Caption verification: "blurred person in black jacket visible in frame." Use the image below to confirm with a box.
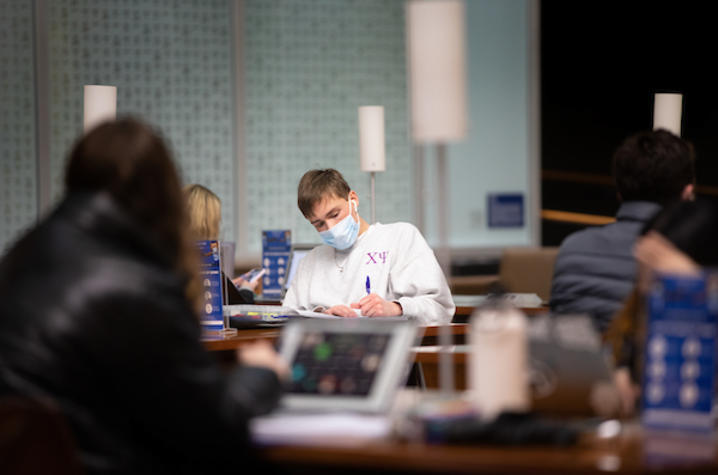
[605,199,718,416]
[0,118,287,474]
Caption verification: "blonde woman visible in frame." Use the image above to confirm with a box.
[185,183,222,241]
[184,183,259,302]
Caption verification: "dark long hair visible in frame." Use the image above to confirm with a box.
[65,118,200,308]
[643,199,718,267]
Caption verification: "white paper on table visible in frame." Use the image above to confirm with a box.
[295,309,364,319]
[293,310,411,321]
[251,412,391,446]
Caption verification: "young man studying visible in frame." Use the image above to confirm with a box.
[282,169,454,325]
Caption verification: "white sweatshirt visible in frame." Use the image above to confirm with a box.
[282,222,455,325]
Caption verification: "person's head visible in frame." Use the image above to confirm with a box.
[65,118,192,278]
[184,184,221,241]
[297,169,360,250]
[613,129,695,205]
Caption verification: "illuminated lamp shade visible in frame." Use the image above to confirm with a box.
[358,106,386,172]
[83,85,117,133]
[406,0,468,143]
[653,93,683,137]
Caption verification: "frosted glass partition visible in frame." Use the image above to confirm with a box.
[243,0,412,252]
[0,0,37,253]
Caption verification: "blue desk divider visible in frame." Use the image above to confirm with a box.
[196,240,224,332]
[642,273,718,433]
[262,230,291,299]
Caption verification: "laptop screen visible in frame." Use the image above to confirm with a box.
[278,319,418,413]
[290,331,391,396]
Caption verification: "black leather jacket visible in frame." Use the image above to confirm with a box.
[0,192,281,474]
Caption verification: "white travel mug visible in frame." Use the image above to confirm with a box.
[468,305,530,420]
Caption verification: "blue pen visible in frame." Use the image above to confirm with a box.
[365,275,371,295]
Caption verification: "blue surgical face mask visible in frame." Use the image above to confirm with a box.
[319,199,359,250]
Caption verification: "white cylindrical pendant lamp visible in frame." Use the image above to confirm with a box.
[358,106,386,172]
[406,0,468,143]
[84,85,117,132]
[653,93,683,137]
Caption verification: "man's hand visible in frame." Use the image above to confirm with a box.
[351,294,402,317]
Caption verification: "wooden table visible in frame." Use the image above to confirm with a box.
[453,304,548,322]
[201,328,281,351]
[258,424,718,474]
[201,324,471,352]
[203,298,550,352]
[413,345,469,391]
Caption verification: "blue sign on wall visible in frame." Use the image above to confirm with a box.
[487,193,524,228]
[642,273,718,433]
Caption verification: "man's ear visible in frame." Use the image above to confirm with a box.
[681,183,695,201]
[349,190,359,207]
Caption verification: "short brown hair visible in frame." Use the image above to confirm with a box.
[297,169,351,217]
[613,129,695,205]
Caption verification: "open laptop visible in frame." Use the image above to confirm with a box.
[276,318,419,413]
[251,318,419,445]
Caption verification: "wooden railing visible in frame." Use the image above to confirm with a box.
[541,209,614,226]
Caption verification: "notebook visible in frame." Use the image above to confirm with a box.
[220,273,289,328]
